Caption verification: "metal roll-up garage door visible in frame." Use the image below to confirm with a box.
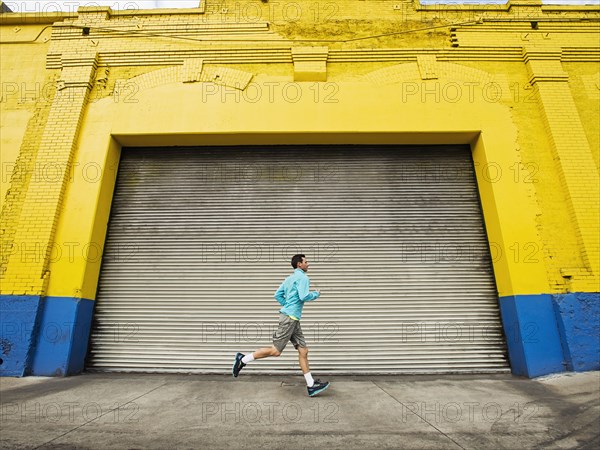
[87,145,510,374]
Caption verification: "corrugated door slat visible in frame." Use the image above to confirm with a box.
[87,145,510,374]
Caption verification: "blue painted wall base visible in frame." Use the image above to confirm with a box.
[0,296,43,376]
[499,294,566,377]
[499,292,600,378]
[552,293,600,372]
[0,296,94,377]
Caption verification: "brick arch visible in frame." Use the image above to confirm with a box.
[114,66,181,98]
[113,61,254,98]
[363,63,421,86]
[364,61,511,101]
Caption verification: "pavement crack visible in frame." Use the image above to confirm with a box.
[32,382,168,450]
[371,381,466,450]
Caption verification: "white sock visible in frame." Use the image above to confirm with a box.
[304,372,315,387]
[241,353,254,364]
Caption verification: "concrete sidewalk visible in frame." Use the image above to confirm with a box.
[0,371,598,450]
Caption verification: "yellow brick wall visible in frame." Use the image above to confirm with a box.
[0,1,599,299]
[0,32,55,282]
[0,34,51,210]
[565,62,600,173]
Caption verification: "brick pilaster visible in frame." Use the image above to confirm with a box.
[524,47,600,289]
[1,52,98,295]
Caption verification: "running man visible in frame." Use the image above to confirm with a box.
[232,254,330,397]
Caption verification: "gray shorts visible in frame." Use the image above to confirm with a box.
[272,313,307,352]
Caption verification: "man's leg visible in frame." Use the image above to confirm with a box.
[296,344,329,395]
[296,345,318,388]
[233,345,282,377]
[297,346,310,374]
[233,314,291,377]
[290,321,309,374]
[291,324,317,389]
[251,345,281,359]
[240,346,280,365]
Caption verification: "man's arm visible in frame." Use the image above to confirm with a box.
[274,282,286,306]
[297,276,320,302]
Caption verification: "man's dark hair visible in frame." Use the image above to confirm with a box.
[291,254,306,269]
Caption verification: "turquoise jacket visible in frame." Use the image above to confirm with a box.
[274,268,320,320]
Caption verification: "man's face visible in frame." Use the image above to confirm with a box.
[297,257,309,272]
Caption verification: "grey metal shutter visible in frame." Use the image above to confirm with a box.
[87,145,510,374]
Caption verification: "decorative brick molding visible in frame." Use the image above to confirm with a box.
[524,48,568,84]
[451,26,600,50]
[75,6,111,24]
[509,0,543,7]
[291,47,329,82]
[417,55,438,80]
